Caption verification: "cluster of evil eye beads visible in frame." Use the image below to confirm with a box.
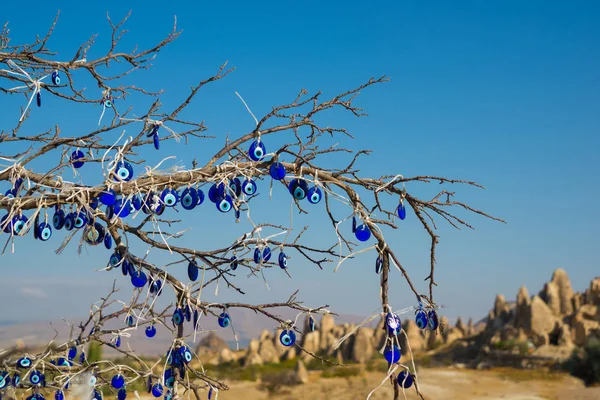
[0,348,107,400]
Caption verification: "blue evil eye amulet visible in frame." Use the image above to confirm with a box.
[375,256,382,274]
[383,345,401,364]
[427,310,439,330]
[146,325,156,338]
[161,188,179,207]
[180,188,198,210]
[307,187,322,204]
[51,71,60,85]
[355,223,371,242]
[279,330,296,347]
[278,252,288,269]
[218,312,230,328]
[114,161,134,182]
[248,140,266,161]
[288,179,309,200]
[415,310,428,330]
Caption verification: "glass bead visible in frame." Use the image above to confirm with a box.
[397,371,413,388]
[145,325,156,338]
[218,312,230,328]
[188,261,199,281]
[248,140,266,161]
[71,150,85,169]
[279,330,296,347]
[181,188,198,210]
[269,162,286,180]
[355,224,371,242]
[307,187,322,204]
[383,345,401,364]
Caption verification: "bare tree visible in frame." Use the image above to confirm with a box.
[0,12,503,400]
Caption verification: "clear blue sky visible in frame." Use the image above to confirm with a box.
[1,1,599,326]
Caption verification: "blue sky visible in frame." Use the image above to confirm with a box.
[0,1,599,327]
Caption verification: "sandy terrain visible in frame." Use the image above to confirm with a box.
[206,367,600,400]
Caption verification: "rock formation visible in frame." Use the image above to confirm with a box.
[204,269,600,368]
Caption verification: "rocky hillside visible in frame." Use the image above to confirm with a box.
[201,269,600,368]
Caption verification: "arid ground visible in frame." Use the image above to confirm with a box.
[207,367,600,400]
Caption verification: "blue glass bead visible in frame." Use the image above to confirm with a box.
[218,312,230,328]
[386,313,401,336]
[38,222,52,241]
[153,132,160,150]
[355,224,371,242]
[118,388,127,400]
[309,316,316,332]
[74,211,87,228]
[131,270,147,288]
[36,92,41,107]
[79,351,86,363]
[208,183,225,203]
[278,252,288,269]
[150,279,163,296]
[235,208,241,220]
[13,177,23,191]
[151,383,163,398]
[71,150,85,169]
[113,336,121,348]
[248,140,266,161]
[230,256,238,271]
[197,188,205,205]
[100,189,116,206]
[88,375,97,386]
[51,71,60,85]
[114,161,134,182]
[161,188,179,207]
[415,310,428,330]
[269,162,286,180]
[12,373,20,386]
[180,188,198,210]
[179,346,193,364]
[54,391,64,400]
[307,187,322,204]
[111,374,125,389]
[104,95,113,108]
[109,252,122,268]
[397,203,407,220]
[241,179,257,196]
[164,390,173,400]
[1,214,12,233]
[145,325,156,338]
[90,197,99,210]
[383,345,401,364]
[29,371,43,385]
[397,371,413,388]
[4,189,15,199]
[216,195,233,213]
[375,256,382,274]
[93,389,102,400]
[68,346,77,360]
[279,330,296,347]
[208,388,213,400]
[126,315,135,327]
[131,195,142,211]
[172,308,184,326]
[184,305,192,322]
[84,222,105,245]
[188,261,199,281]
[16,356,30,368]
[427,310,439,330]
[253,248,262,264]
[230,178,242,197]
[164,369,174,388]
[352,216,357,233]
[12,215,28,235]
[263,247,272,262]
[288,179,309,200]
[0,372,8,389]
